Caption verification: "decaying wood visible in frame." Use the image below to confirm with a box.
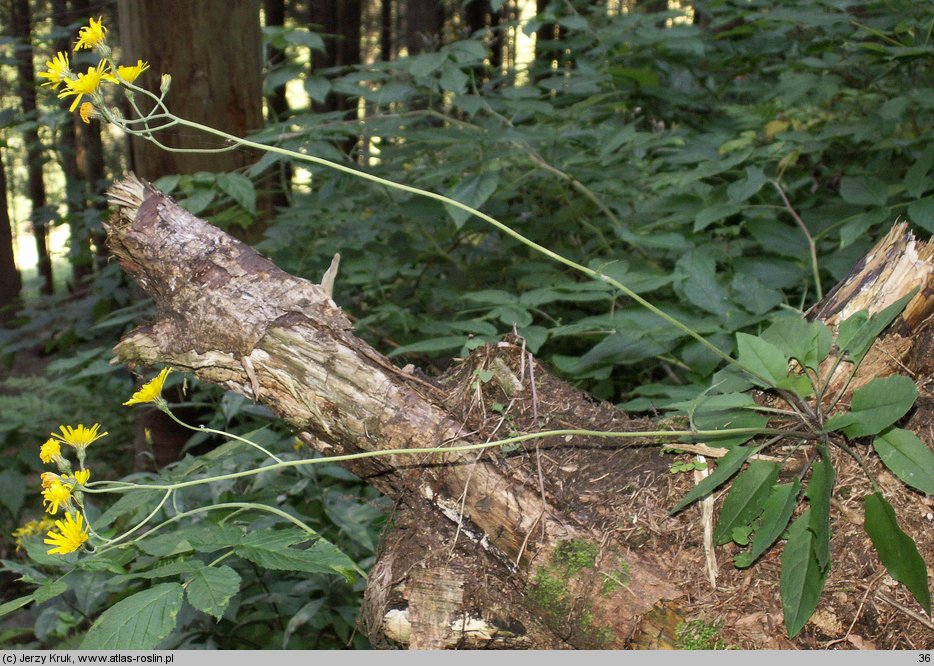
[105,175,680,649]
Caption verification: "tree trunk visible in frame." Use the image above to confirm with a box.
[262,0,293,211]
[0,150,21,321]
[381,0,394,61]
[104,176,934,648]
[309,0,362,115]
[405,0,443,55]
[10,0,54,296]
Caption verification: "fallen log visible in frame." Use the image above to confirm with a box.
[105,176,934,648]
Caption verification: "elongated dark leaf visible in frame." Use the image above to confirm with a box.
[807,447,835,571]
[873,427,934,495]
[863,493,931,615]
[824,375,917,438]
[780,510,830,638]
[714,461,779,545]
[735,480,801,568]
[836,290,917,365]
[671,446,753,514]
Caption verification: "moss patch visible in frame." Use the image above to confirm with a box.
[529,538,615,647]
[675,619,726,650]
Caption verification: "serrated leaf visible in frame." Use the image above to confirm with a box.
[714,461,779,545]
[33,580,67,604]
[216,173,256,215]
[671,446,754,514]
[234,529,358,581]
[81,583,184,649]
[186,565,241,621]
[761,317,831,371]
[735,480,801,568]
[824,375,918,438]
[727,166,766,202]
[676,249,730,316]
[444,173,499,228]
[780,510,830,638]
[908,198,934,233]
[905,145,934,198]
[98,490,165,529]
[839,175,888,207]
[864,493,931,614]
[873,427,934,495]
[735,332,787,387]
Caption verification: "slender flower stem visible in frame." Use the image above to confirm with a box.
[162,407,283,463]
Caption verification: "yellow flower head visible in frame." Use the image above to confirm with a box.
[38,51,72,89]
[42,481,72,515]
[79,102,95,124]
[41,472,60,488]
[106,60,150,85]
[73,469,91,486]
[44,511,90,555]
[39,438,62,464]
[124,368,171,406]
[51,423,108,451]
[74,17,108,52]
[58,61,107,112]
[12,517,56,551]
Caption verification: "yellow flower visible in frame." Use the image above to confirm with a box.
[40,438,62,464]
[106,60,150,85]
[73,469,91,486]
[79,102,95,124]
[12,517,56,551]
[42,481,72,515]
[44,511,90,555]
[74,17,108,52]
[124,368,172,406]
[51,423,108,451]
[58,61,107,112]
[38,51,72,89]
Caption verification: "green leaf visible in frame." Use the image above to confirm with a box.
[836,290,916,364]
[714,461,779,545]
[863,493,931,615]
[33,580,67,604]
[671,446,754,514]
[727,166,766,202]
[304,76,331,104]
[694,202,740,231]
[97,489,165,529]
[388,335,468,357]
[216,174,256,215]
[873,427,934,495]
[235,529,359,581]
[735,480,801,568]
[761,317,831,371]
[185,565,241,621]
[439,63,469,94]
[0,470,25,517]
[179,189,215,215]
[444,173,499,228]
[839,175,889,207]
[908,198,934,234]
[735,332,787,387]
[807,448,835,571]
[824,375,918,438]
[81,583,184,649]
[0,594,34,619]
[780,510,830,638]
[676,249,730,316]
[904,145,934,198]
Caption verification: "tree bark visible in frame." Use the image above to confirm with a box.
[0,150,21,321]
[10,0,54,296]
[405,0,444,55]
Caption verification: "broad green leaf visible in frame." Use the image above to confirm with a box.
[727,166,766,202]
[33,580,67,604]
[761,317,831,371]
[807,448,835,571]
[677,249,730,316]
[388,336,468,357]
[186,565,241,621]
[179,189,215,215]
[839,175,888,207]
[694,202,740,231]
[836,290,916,364]
[439,63,469,94]
[304,76,331,104]
[671,446,754,514]
[117,559,201,582]
[905,145,934,198]
[444,173,499,228]
[235,529,358,581]
[98,489,165,529]
[735,332,787,387]
[735,480,801,568]
[873,427,934,495]
[0,594,34,619]
[780,510,830,638]
[714,461,779,545]
[0,470,25,517]
[908,198,934,234]
[575,331,679,370]
[81,583,184,649]
[864,493,931,615]
[824,375,918,438]
[216,173,256,215]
